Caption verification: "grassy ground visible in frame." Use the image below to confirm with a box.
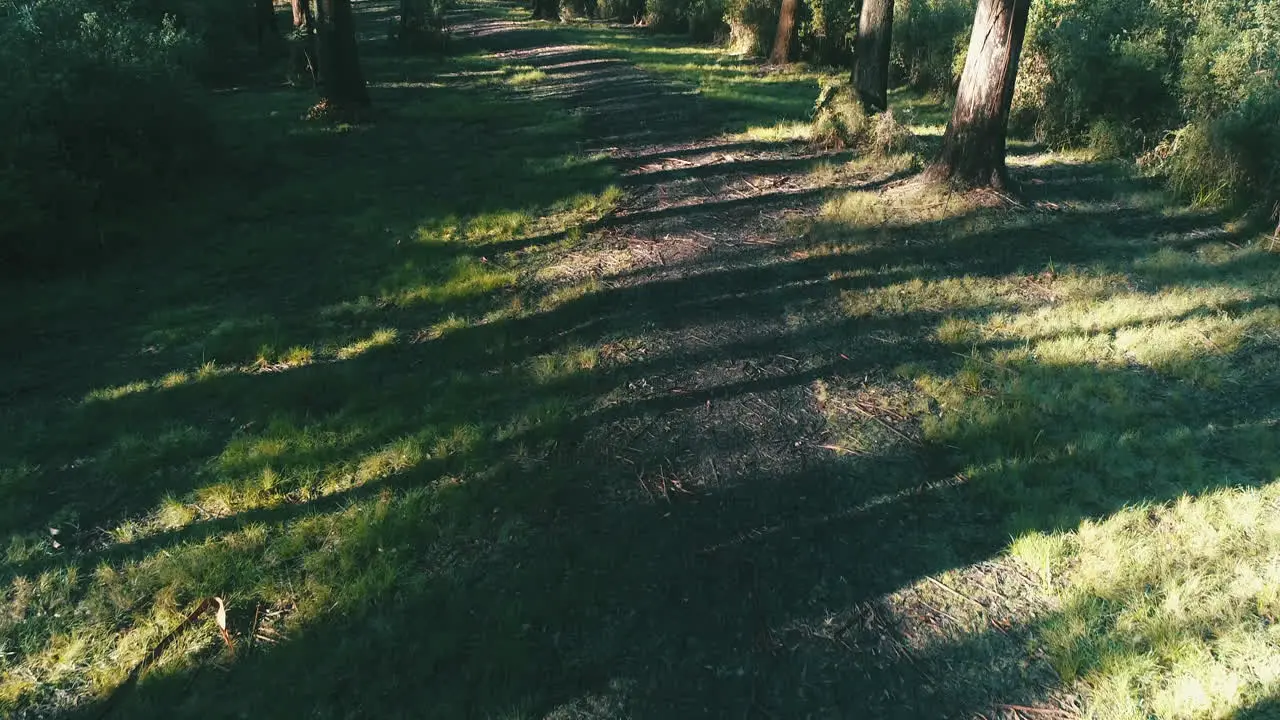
[3,1,1280,718]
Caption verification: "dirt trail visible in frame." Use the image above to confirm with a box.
[430,8,1058,718]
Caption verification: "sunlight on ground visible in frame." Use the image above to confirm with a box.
[813,175,1280,718]
[5,3,1280,717]
[727,120,813,142]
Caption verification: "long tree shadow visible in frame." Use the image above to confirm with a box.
[29,174,1278,717]
[8,1,1280,718]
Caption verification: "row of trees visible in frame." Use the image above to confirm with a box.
[789,0,1279,202]
[0,0,379,273]
[786,0,1031,188]
[558,0,1276,208]
[280,0,370,112]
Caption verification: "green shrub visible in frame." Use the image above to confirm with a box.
[1005,0,1279,206]
[1141,88,1280,208]
[890,0,971,90]
[391,0,453,49]
[0,0,218,271]
[796,0,856,65]
[644,0,683,31]
[599,0,645,22]
[812,79,914,154]
[1016,0,1181,147]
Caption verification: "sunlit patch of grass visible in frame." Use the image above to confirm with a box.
[727,120,812,142]
[83,381,151,404]
[815,174,1280,716]
[544,185,623,234]
[818,180,987,232]
[416,211,533,246]
[420,313,471,341]
[529,346,598,384]
[336,328,398,360]
[82,361,236,405]
[383,257,518,308]
[1028,484,1280,720]
[254,344,316,370]
[503,67,547,86]
[536,277,601,312]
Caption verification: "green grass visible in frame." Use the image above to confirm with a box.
[2,1,1280,718]
[808,177,1280,718]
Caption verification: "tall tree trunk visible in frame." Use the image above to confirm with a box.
[316,0,370,111]
[851,0,894,112]
[400,0,423,32]
[256,0,284,55]
[769,0,799,64]
[290,0,317,85]
[926,0,1031,188]
[531,0,559,20]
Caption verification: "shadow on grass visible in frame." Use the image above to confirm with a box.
[28,171,1280,719]
[4,2,1280,719]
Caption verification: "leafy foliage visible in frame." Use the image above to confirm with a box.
[0,0,219,271]
[1015,0,1280,206]
[890,0,971,90]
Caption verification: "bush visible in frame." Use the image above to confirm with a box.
[599,0,645,22]
[1141,88,1280,208]
[795,0,856,65]
[642,0,724,37]
[812,79,914,154]
[1005,0,1279,206]
[890,0,972,91]
[1016,0,1181,147]
[0,0,218,271]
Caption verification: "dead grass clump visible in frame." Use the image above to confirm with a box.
[811,79,914,156]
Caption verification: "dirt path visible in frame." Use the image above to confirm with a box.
[424,9,1061,718]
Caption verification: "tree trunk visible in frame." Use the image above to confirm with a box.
[926,0,1031,188]
[851,0,894,112]
[401,0,423,32]
[769,0,799,64]
[531,0,559,20]
[290,0,317,85]
[317,0,370,111]
[256,0,284,55]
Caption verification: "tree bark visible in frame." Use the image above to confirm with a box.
[256,0,284,55]
[926,0,1031,188]
[400,0,423,32]
[851,0,894,112]
[292,0,313,27]
[531,0,559,20]
[769,0,799,64]
[290,0,317,84]
[317,0,370,111]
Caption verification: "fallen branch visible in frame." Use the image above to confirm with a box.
[851,401,920,446]
[927,576,986,611]
[97,597,232,718]
[994,703,1073,718]
[814,443,864,455]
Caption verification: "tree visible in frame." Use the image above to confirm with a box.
[400,0,428,37]
[290,0,317,85]
[769,0,799,64]
[531,0,559,20]
[851,0,894,111]
[926,0,1032,188]
[316,0,370,111]
[255,0,284,55]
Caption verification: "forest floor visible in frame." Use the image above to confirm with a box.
[3,1,1280,718]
